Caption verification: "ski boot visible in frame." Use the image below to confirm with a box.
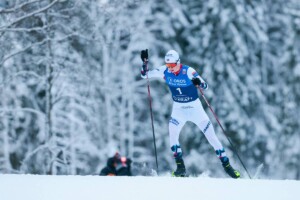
[222,161,240,179]
[172,158,186,177]
[217,150,240,179]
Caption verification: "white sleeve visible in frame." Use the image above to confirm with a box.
[141,65,166,79]
[187,67,209,90]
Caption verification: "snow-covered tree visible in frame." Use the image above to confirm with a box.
[0,0,299,179]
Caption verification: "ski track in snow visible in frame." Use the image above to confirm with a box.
[0,174,299,200]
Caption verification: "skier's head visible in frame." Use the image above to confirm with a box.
[165,50,180,65]
[165,50,181,73]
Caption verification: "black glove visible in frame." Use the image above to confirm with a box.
[192,77,208,89]
[192,77,201,86]
[140,49,148,62]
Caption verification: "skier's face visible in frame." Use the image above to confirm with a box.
[166,63,180,73]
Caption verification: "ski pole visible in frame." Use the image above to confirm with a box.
[144,59,159,174]
[197,86,252,179]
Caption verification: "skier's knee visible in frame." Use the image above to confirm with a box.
[201,120,212,134]
[169,117,180,126]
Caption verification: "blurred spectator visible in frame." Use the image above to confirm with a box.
[100,152,132,176]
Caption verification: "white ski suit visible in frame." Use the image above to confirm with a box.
[141,64,227,159]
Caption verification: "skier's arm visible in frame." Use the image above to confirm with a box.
[187,67,208,90]
[141,65,166,79]
[140,49,165,79]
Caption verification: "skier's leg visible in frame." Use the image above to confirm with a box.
[198,117,233,165]
[192,103,230,161]
[191,102,226,158]
[169,116,185,159]
[169,107,186,176]
[184,100,240,178]
[196,118,240,178]
[198,119,226,157]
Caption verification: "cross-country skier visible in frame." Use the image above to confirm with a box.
[140,49,240,178]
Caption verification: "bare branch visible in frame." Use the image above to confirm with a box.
[0,26,47,32]
[0,38,48,65]
[0,33,76,65]
[0,107,45,118]
[0,0,59,29]
[0,70,43,88]
[20,143,49,173]
[0,0,40,14]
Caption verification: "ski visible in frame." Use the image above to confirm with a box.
[171,171,189,177]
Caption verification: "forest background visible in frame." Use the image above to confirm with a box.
[0,0,299,179]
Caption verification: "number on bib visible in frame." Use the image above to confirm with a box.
[176,88,182,95]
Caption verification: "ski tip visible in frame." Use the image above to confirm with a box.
[253,163,264,179]
[150,169,158,176]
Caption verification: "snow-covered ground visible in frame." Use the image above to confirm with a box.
[0,174,299,200]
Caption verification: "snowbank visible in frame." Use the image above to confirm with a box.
[0,174,299,200]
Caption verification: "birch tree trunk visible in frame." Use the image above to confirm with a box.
[0,114,12,173]
[44,6,55,174]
